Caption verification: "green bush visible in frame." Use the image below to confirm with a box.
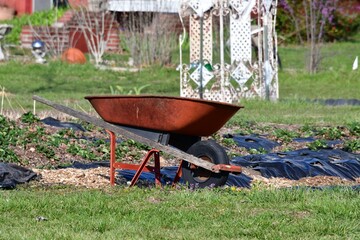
[0,7,67,44]
[276,1,360,44]
[324,12,360,41]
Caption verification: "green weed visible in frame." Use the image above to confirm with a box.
[221,138,237,148]
[248,147,268,155]
[317,126,344,140]
[35,144,56,159]
[307,139,328,150]
[272,129,300,143]
[299,124,316,137]
[20,112,39,124]
[343,139,360,153]
[347,122,360,136]
[109,84,150,95]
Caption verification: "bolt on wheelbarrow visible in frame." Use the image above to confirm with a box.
[33,95,243,188]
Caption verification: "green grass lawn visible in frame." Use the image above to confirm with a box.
[1,186,359,239]
[1,38,360,125]
[0,61,179,109]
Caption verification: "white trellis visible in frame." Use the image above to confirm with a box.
[179,0,279,103]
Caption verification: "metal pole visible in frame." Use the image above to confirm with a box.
[219,2,225,102]
[199,16,204,99]
[263,16,270,100]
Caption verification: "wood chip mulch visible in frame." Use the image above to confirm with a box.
[32,167,360,189]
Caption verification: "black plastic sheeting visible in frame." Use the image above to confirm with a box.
[116,149,360,188]
[41,117,86,131]
[231,149,360,181]
[65,131,360,188]
[118,152,360,187]
[225,134,280,151]
[313,98,360,106]
[229,134,360,185]
[0,163,38,189]
[293,137,342,147]
[228,134,342,151]
[63,162,252,188]
[118,168,253,188]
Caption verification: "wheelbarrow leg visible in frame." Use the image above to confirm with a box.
[107,130,162,187]
[130,149,161,187]
[172,160,183,187]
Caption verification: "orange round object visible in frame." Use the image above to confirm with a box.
[61,48,86,64]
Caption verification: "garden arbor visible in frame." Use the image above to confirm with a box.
[179,0,279,103]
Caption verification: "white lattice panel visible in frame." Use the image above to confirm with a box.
[230,17,252,63]
[190,15,213,64]
[229,0,255,63]
[181,85,234,103]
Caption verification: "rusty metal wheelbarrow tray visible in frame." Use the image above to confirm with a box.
[84,95,242,137]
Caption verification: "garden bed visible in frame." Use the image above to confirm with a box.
[1,111,359,189]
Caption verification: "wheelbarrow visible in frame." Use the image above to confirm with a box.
[33,95,243,188]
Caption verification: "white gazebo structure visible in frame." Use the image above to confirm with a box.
[178,0,279,103]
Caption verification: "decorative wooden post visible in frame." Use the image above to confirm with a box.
[179,0,279,103]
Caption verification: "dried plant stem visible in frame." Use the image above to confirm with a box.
[33,100,36,115]
[1,86,4,115]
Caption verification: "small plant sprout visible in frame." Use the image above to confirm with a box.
[347,122,360,136]
[110,84,150,95]
[273,129,299,143]
[318,126,344,140]
[307,139,328,151]
[249,148,268,155]
[221,138,237,148]
[343,140,360,153]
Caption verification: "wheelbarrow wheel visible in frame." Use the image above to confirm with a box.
[181,140,229,188]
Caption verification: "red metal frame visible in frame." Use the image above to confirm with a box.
[211,164,242,173]
[107,130,182,187]
[106,130,241,187]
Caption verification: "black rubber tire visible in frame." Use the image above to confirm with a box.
[181,140,229,188]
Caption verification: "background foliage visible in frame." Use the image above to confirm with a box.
[277,0,360,44]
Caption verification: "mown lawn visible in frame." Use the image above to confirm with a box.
[1,37,360,125]
[1,186,359,239]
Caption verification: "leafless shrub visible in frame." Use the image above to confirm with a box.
[73,3,116,66]
[119,11,178,66]
[280,0,339,73]
[304,0,338,73]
